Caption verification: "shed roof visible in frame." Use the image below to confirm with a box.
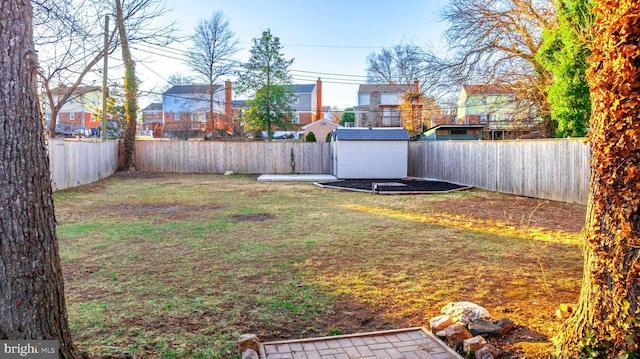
[335,127,409,141]
[425,124,486,131]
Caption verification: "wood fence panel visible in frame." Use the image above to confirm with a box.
[408,139,590,205]
[135,140,331,174]
[48,139,119,191]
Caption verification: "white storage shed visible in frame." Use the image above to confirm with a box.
[331,127,409,179]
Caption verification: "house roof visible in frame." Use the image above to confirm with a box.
[143,103,162,111]
[462,84,513,95]
[293,84,316,94]
[335,127,409,141]
[358,84,410,94]
[163,84,222,95]
[301,118,340,130]
[425,124,486,131]
[232,100,247,108]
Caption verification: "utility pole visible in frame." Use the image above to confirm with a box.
[101,15,109,141]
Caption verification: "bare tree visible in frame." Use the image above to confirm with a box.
[426,0,557,135]
[366,43,430,92]
[35,0,176,137]
[1,0,77,357]
[167,72,196,86]
[187,10,238,137]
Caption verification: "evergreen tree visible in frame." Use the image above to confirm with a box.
[236,29,296,140]
[305,131,317,142]
[538,0,594,137]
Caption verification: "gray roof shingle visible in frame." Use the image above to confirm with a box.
[335,128,409,141]
[293,84,316,94]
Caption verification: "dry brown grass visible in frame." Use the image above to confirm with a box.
[54,173,586,358]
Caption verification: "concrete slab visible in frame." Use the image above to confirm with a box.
[257,174,337,182]
[261,327,464,359]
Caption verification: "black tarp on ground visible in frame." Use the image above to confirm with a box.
[316,179,470,194]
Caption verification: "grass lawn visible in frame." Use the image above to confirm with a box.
[54,173,586,358]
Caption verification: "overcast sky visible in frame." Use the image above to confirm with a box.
[132,0,450,109]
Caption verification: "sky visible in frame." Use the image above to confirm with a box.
[132,0,451,109]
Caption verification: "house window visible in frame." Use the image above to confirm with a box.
[480,114,488,123]
[481,96,487,105]
[451,129,467,135]
[490,114,499,124]
[436,129,448,136]
[70,113,75,121]
[291,111,300,124]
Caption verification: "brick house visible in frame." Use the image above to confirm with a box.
[291,78,323,127]
[355,82,419,128]
[302,118,340,142]
[44,85,102,135]
[161,83,232,137]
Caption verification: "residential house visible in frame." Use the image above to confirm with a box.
[457,84,540,139]
[355,82,419,128]
[291,78,323,127]
[302,118,340,142]
[162,83,232,136]
[44,85,102,136]
[142,102,163,137]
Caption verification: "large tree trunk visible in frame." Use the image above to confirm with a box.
[116,0,137,170]
[0,1,77,358]
[555,2,640,357]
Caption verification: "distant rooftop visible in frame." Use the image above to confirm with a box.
[143,103,162,111]
[293,84,316,94]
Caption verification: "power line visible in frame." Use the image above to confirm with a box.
[132,43,372,84]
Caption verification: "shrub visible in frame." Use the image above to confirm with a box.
[325,132,332,142]
[305,131,316,142]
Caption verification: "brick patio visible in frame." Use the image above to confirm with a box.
[260,327,464,359]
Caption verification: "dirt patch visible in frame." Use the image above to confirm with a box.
[231,213,277,222]
[101,204,222,221]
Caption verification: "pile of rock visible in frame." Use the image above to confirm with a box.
[430,302,514,359]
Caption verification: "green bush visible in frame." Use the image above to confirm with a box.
[325,132,332,142]
[305,132,316,142]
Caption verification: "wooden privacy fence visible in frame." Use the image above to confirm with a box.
[134,140,332,174]
[48,139,119,191]
[409,139,591,205]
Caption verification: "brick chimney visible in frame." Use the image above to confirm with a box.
[225,81,232,130]
[413,80,419,93]
[316,78,323,120]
